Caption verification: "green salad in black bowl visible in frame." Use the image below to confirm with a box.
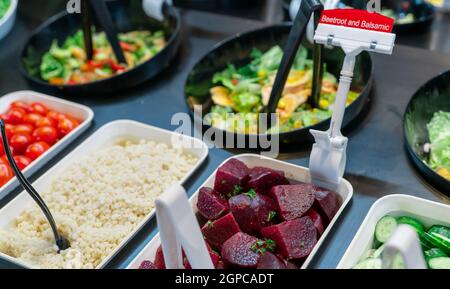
[185,24,373,145]
[404,70,450,194]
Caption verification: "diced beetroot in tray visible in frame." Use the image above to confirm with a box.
[306,209,325,236]
[313,186,339,223]
[154,245,166,269]
[214,159,250,197]
[270,184,315,221]
[197,187,229,220]
[246,167,289,195]
[261,216,317,260]
[139,260,159,269]
[229,193,276,235]
[257,251,286,269]
[221,232,262,268]
[202,213,241,249]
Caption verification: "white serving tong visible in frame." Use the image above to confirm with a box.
[382,225,427,269]
[155,184,214,269]
[142,0,173,21]
[309,15,396,191]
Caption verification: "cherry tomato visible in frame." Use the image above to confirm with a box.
[11,101,32,112]
[5,124,15,140]
[14,124,34,135]
[30,102,49,116]
[6,108,26,124]
[23,113,43,127]
[13,155,32,170]
[35,116,56,128]
[32,126,58,145]
[25,141,50,161]
[46,111,66,122]
[10,133,33,155]
[0,162,13,187]
[0,143,14,157]
[57,117,78,138]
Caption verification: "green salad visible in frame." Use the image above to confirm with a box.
[204,45,359,134]
[426,111,450,180]
[40,29,166,85]
[381,9,415,24]
[0,0,10,19]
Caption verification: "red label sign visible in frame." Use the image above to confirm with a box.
[319,9,394,33]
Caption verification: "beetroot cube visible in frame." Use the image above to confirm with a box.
[306,209,324,236]
[270,184,315,221]
[313,186,339,223]
[202,213,241,249]
[139,260,159,269]
[221,232,261,268]
[183,245,220,269]
[257,251,286,269]
[261,217,317,260]
[214,159,250,197]
[154,245,166,269]
[197,187,229,220]
[285,261,298,269]
[229,192,276,235]
[246,167,289,195]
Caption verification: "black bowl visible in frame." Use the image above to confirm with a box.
[340,0,435,34]
[174,0,259,10]
[404,70,450,195]
[20,0,181,95]
[184,24,373,146]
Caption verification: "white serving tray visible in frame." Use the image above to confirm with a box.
[0,90,94,200]
[337,194,450,269]
[127,154,354,269]
[0,119,209,269]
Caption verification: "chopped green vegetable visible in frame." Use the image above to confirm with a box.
[244,189,257,199]
[0,0,10,19]
[375,215,397,243]
[251,239,276,254]
[426,111,450,180]
[397,216,425,235]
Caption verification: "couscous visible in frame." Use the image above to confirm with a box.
[0,138,198,269]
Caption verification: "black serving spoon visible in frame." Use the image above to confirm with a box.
[80,0,126,64]
[81,0,94,60]
[0,120,70,252]
[266,0,323,127]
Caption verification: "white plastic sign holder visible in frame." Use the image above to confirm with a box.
[155,184,214,269]
[309,9,396,191]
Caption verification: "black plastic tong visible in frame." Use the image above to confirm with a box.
[266,0,324,124]
[0,120,70,252]
[80,0,126,64]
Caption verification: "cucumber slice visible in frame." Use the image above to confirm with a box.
[428,257,450,269]
[373,244,385,259]
[423,232,450,254]
[428,225,450,239]
[391,253,405,269]
[397,216,425,235]
[424,248,447,261]
[359,249,377,261]
[353,258,382,269]
[375,216,398,243]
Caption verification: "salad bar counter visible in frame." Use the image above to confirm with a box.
[0,1,449,269]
